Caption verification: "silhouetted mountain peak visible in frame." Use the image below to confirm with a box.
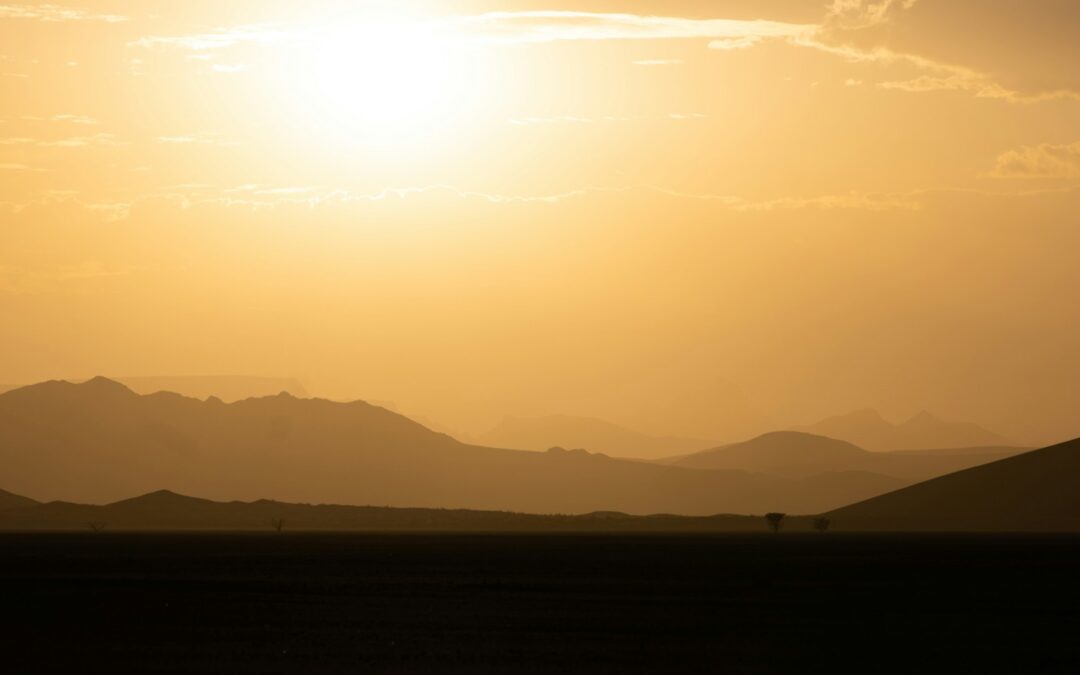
[671,431,869,474]
[846,408,886,422]
[903,410,941,426]
[80,376,136,395]
[752,430,847,444]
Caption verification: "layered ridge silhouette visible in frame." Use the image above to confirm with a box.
[476,414,714,460]
[0,378,1033,516]
[0,378,839,515]
[666,431,1026,481]
[793,408,1014,451]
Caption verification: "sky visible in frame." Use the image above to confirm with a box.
[2,0,1079,445]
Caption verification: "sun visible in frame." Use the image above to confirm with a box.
[282,15,472,148]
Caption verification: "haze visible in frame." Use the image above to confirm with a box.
[3,0,1080,446]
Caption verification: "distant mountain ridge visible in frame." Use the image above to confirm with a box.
[666,430,1026,482]
[476,414,715,459]
[116,375,309,402]
[0,378,900,515]
[0,376,308,402]
[793,408,1014,451]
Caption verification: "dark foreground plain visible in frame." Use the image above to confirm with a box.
[3,534,1080,674]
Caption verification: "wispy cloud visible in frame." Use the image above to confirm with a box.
[708,36,764,51]
[157,132,238,146]
[22,114,98,125]
[454,11,812,45]
[132,13,813,52]
[130,24,297,51]
[0,133,123,147]
[127,7,1080,106]
[508,113,707,126]
[0,162,45,171]
[824,0,918,30]
[878,75,1080,104]
[0,4,127,22]
[44,133,123,147]
[108,183,928,213]
[790,37,1080,104]
[991,142,1080,179]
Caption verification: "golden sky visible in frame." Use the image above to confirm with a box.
[2,0,1079,444]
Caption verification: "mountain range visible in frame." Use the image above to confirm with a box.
[666,431,1026,481]
[0,378,1032,516]
[0,378,878,515]
[4,429,1078,531]
[792,408,1015,451]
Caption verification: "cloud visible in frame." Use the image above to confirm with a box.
[75,183,930,214]
[0,133,122,147]
[130,24,298,51]
[790,37,1080,104]
[133,13,813,52]
[824,0,918,30]
[0,162,44,171]
[157,132,238,146]
[0,4,127,22]
[41,133,123,147]
[22,114,98,125]
[878,75,1080,104]
[708,36,763,50]
[127,8,1080,106]
[508,113,706,126]
[991,142,1080,179]
[455,11,812,45]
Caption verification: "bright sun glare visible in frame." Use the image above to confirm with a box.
[283,16,471,147]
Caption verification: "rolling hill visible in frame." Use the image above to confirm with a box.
[828,437,1080,531]
[0,489,823,532]
[0,377,892,515]
[476,414,714,459]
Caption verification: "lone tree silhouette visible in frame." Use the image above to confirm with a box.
[813,516,831,534]
[86,522,106,533]
[271,518,286,533]
[765,512,786,534]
